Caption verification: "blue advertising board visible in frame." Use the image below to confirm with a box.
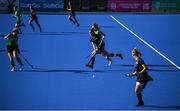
[20,0,64,11]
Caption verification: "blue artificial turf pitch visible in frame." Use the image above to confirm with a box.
[0,13,180,110]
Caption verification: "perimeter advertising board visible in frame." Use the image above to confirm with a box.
[20,0,64,11]
[107,0,152,12]
[152,0,180,12]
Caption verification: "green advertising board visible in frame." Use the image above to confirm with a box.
[152,0,180,12]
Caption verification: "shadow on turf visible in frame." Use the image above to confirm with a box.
[112,64,178,67]
[21,68,136,74]
[105,64,180,72]
[106,69,180,72]
[148,69,180,72]
[0,49,6,52]
[21,68,180,73]
[22,69,105,73]
[144,105,180,109]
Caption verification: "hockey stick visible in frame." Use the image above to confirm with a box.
[19,53,34,69]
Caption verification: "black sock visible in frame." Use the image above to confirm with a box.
[10,59,15,68]
[37,23,42,32]
[87,56,95,68]
[87,56,93,64]
[89,56,95,64]
[74,19,79,26]
[107,56,112,62]
[137,93,143,103]
[90,56,95,67]
[30,23,35,31]
[16,57,23,66]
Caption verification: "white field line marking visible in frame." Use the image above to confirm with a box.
[110,15,180,70]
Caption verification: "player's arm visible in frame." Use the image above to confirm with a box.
[137,64,148,75]
[98,32,105,47]
[126,71,137,77]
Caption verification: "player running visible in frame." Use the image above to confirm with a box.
[86,23,123,69]
[67,1,80,27]
[12,6,25,34]
[29,4,42,32]
[126,48,154,106]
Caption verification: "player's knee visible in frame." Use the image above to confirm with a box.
[135,88,140,94]
[135,82,140,93]
[13,55,17,59]
[13,52,17,58]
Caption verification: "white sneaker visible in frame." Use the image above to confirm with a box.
[108,61,112,66]
[19,65,23,71]
[11,67,15,72]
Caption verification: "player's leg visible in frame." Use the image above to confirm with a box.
[86,56,96,69]
[68,14,75,24]
[35,19,42,32]
[86,49,98,69]
[101,50,112,66]
[116,53,123,59]
[13,48,23,71]
[29,18,35,31]
[98,43,112,66]
[135,82,144,106]
[73,14,79,27]
[7,45,15,71]
[8,52,15,71]
[19,18,25,27]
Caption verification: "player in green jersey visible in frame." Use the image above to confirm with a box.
[4,27,23,71]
